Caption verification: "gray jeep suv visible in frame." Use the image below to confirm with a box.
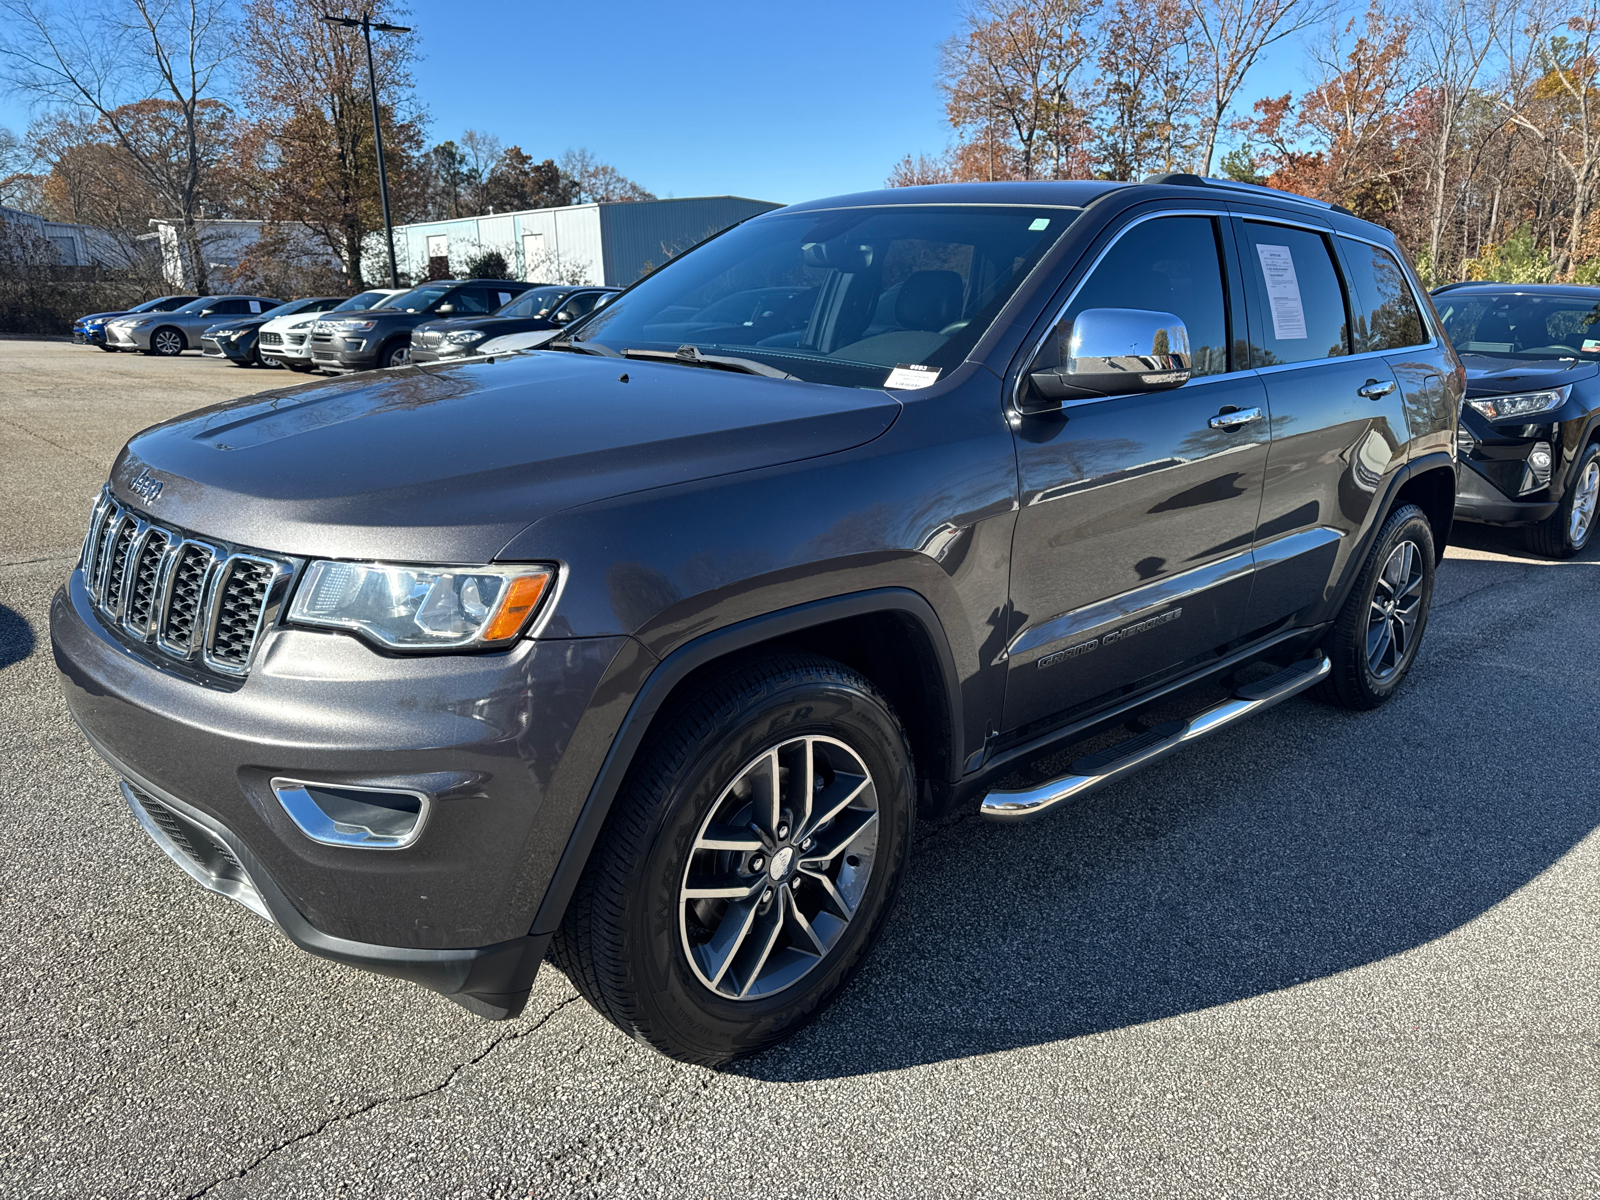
[52,178,1460,1065]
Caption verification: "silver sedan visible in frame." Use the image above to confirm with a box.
[105,295,284,356]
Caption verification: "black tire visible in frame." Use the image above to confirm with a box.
[146,326,184,356]
[551,651,915,1066]
[380,339,409,368]
[1524,441,1600,559]
[1319,503,1435,710]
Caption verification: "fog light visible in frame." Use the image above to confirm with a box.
[1521,441,1553,494]
[271,778,429,849]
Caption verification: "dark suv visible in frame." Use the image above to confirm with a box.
[52,178,1459,1066]
[408,285,620,364]
[310,278,533,372]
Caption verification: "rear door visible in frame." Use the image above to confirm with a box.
[1231,214,1408,629]
[1003,209,1270,732]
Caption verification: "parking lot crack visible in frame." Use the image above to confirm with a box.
[181,992,583,1199]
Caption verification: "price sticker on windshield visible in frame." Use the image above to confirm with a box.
[885,363,941,390]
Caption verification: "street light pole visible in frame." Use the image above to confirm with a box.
[321,12,411,289]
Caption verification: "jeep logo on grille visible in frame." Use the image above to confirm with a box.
[129,468,164,503]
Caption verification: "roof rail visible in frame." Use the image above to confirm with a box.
[1140,173,1354,217]
[1429,281,1478,295]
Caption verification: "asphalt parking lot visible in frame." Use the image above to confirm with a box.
[2,337,1597,1198]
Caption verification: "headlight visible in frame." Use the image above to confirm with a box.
[290,318,317,330]
[331,319,378,332]
[287,561,555,649]
[1466,386,1569,420]
[445,330,486,344]
[210,329,236,338]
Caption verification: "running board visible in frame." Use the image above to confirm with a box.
[979,655,1331,822]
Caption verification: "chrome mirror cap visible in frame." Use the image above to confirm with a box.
[1027,308,1193,408]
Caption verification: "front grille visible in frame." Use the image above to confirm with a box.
[415,331,442,349]
[259,331,282,346]
[81,490,293,679]
[286,333,306,347]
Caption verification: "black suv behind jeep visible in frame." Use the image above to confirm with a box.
[310,278,532,372]
[53,178,1459,1065]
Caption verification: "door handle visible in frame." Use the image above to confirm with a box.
[1209,406,1263,430]
[1358,379,1397,400]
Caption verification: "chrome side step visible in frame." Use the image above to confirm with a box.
[979,655,1331,822]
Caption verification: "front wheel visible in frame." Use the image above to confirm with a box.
[147,327,184,356]
[552,652,914,1066]
[1525,442,1600,559]
[1319,503,1435,710]
[380,340,409,368]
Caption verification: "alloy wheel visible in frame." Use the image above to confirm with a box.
[1366,539,1424,680]
[153,329,182,356]
[679,735,879,1001]
[1569,459,1599,547]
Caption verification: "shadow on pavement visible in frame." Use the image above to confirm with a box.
[0,605,35,670]
[733,550,1600,1081]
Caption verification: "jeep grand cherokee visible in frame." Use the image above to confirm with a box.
[53,177,1460,1065]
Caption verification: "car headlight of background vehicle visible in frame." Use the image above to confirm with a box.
[210,329,237,339]
[329,319,378,332]
[290,318,317,330]
[287,561,556,649]
[1465,386,1569,421]
[444,330,486,344]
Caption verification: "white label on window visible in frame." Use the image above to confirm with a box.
[885,363,941,390]
[498,292,511,306]
[1584,338,1600,353]
[1255,244,1306,340]
[1029,218,1050,231]
[249,300,262,313]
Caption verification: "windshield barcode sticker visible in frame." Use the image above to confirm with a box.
[885,364,941,390]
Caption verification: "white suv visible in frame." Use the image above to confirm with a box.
[259,288,404,372]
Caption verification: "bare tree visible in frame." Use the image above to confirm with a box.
[1185,0,1331,174]
[1414,0,1500,280]
[0,0,235,290]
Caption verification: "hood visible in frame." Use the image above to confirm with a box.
[110,350,901,563]
[416,314,555,334]
[206,315,274,331]
[1460,353,1599,396]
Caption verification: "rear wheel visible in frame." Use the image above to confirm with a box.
[552,652,914,1066]
[147,327,184,356]
[1319,503,1435,710]
[1524,441,1600,559]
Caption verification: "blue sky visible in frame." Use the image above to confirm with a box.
[1,0,1310,205]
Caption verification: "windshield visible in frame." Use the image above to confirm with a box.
[568,204,1077,388]
[1438,291,1600,360]
[173,297,217,314]
[379,283,453,313]
[271,297,334,316]
[128,297,170,314]
[333,290,395,312]
[497,286,569,318]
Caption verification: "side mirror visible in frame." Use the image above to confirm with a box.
[553,311,573,324]
[1023,308,1192,413]
[436,303,455,314]
[200,308,216,316]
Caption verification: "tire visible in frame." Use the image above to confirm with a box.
[1524,441,1600,559]
[380,339,409,368]
[1318,503,1435,710]
[147,327,184,357]
[551,651,915,1066]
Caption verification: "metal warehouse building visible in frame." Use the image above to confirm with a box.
[385,195,781,288]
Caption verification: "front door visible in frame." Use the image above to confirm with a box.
[1004,212,1269,733]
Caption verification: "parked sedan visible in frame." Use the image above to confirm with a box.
[1434,281,1600,556]
[201,297,347,367]
[309,278,532,373]
[73,295,198,350]
[259,289,403,371]
[105,295,285,356]
[408,285,619,364]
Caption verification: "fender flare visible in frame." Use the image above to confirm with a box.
[1324,450,1456,620]
[528,587,963,937]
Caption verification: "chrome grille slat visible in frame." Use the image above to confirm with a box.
[79,489,292,680]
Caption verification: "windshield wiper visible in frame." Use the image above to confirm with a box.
[622,344,798,380]
[544,337,622,358]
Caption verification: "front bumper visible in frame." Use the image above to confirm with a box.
[201,335,253,363]
[52,567,635,1009]
[1453,415,1566,524]
[310,336,378,372]
[259,329,313,365]
[105,324,152,350]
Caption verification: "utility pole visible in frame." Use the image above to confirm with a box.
[321,11,411,288]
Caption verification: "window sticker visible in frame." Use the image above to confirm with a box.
[885,363,941,390]
[498,292,511,306]
[1028,217,1050,231]
[1584,338,1600,353]
[249,300,262,313]
[1254,244,1307,340]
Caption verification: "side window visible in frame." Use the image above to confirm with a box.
[1239,222,1349,366]
[213,299,246,314]
[1341,240,1428,351]
[450,289,492,314]
[1048,215,1230,377]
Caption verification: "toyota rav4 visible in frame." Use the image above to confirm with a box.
[52,177,1459,1065]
